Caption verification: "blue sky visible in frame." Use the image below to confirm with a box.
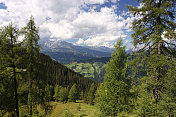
[0,2,7,9]
[0,0,140,49]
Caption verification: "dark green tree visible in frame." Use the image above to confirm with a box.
[68,84,78,102]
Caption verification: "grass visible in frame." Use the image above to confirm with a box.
[1,101,138,117]
[49,100,101,117]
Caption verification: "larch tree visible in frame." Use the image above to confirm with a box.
[0,24,21,117]
[21,16,40,116]
[128,0,176,116]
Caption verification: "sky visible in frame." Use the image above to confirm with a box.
[0,0,140,49]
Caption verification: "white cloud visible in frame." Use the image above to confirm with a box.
[111,0,120,3]
[84,0,107,4]
[0,0,135,48]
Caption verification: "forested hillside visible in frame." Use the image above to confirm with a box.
[0,0,176,117]
[0,17,95,117]
[39,53,94,89]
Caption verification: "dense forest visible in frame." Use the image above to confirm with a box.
[0,0,176,117]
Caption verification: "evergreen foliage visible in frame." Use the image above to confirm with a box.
[80,90,84,100]
[68,84,78,102]
[83,87,89,104]
[0,16,94,116]
[44,84,53,102]
[97,39,130,116]
[54,85,61,102]
[87,83,96,105]
[0,23,22,117]
[21,16,42,116]
[59,87,69,102]
[127,0,176,55]
[127,0,176,116]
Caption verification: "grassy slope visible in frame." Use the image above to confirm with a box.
[66,62,106,82]
[48,101,138,117]
[49,101,101,117]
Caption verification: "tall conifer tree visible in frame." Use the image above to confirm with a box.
[22,16,40,116]
[0,24,20,117]
[128,0,176,116]
[98,39,130,116]
[68,84,77,102]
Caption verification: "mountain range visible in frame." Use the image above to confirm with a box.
[39,40,133,82]
[39,40,112,64]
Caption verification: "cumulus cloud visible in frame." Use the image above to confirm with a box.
[0,0,135,47]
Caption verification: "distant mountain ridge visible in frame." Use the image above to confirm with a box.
[39,40,112,64]
[84,46,113,53]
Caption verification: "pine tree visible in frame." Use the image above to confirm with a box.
[21,16,40,116]
[95,83,107,116]
[98,39,130,116]
[68,84,77,102]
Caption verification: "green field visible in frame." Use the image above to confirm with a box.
[66,62,106,82]
[48,101,101,117]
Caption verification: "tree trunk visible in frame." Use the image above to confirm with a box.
[29,73,33,116]
[153,41,162,103]
[11,34,19,117]
[13,65,19,117]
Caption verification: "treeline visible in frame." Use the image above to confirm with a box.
[95,0,176,117]
[0,16,95,117]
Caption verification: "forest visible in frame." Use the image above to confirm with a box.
[0,0,176,117]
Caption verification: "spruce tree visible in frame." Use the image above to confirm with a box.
[87,83,96,105]
[98,39,130,116]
